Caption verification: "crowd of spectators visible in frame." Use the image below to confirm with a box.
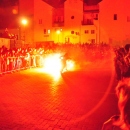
[114,44,130,81]
[1,42,130,129]
[102,44,130,129]
[0,42,121,77]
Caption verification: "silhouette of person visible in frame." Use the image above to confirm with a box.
[60,52,69,73]
[102,79,130,129]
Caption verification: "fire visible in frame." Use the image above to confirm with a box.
[66,60,75,70]
[41,53,75,78]
[43,53,62,73]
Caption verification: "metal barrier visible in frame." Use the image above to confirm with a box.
[0,54,44,76]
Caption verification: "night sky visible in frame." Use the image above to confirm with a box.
[0,0,18,7]
[43,0,102,7]
[0,0,102,7]
[0,0,102,28]
[84,0,102,5]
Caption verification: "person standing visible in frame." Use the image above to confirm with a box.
[101,79,130,130]
[60,52,70,73]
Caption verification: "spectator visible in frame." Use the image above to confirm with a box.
[114,46,130,81]
[101,79,130,129]
[123,44,130,78]
[60,52,70,73]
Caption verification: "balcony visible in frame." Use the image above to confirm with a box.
[42,0,66,8]
[83,4,99,13]
[52,21,64,27]
[82,19,94,25]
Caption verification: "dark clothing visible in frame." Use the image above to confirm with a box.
[60,53,70,72]
[123,67,130,78]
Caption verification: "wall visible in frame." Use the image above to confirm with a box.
[34,0,53,42]
[99,0,130,46]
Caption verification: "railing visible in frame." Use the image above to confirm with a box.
[0,54,44,75]
[82,19,94,25]
[52,21,64,27]
[83,4,99,12]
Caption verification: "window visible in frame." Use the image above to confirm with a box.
[55,16,61,22]
[55,16,64,23]
[75,32,79,35]
[48,29,50,34]
[95,14,98,20]
[114,14,117,20]
[127,16,130,22]
[61,16,64,22]
[91,39,95,43]
[87,19,93,25]
[71,31,74,34]
[44,29,46,34]
[56,16,61,22]
[85,30,89,34]
[39,19,42,24]
[91,30,95,34]
[58,17,61,22]
[71,16,74,19]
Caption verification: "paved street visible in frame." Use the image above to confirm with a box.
[0,62,119,130]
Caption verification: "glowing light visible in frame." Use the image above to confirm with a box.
[21,19,28,26]
[40,53,75,79]
[48,29,50,34]
[56,30,61,34]
[66,60,75,70]
[12,9,18,14]
[42,53,62,79]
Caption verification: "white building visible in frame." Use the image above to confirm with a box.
[99,0,130,46]
[1,0,130,47]
[18,0,99,46]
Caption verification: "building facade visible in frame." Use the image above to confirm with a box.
[1,0,130,48]
[18,0,100,46]
[99,0,130,46]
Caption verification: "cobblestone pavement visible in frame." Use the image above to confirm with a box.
[0,65,119,130]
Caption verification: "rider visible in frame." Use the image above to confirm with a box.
[60,52,69,73]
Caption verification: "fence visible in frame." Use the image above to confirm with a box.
[0,54,43,75]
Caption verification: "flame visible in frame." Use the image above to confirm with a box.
[42,53,62,80]
[42,53,75,78]
[66,60,75,70]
